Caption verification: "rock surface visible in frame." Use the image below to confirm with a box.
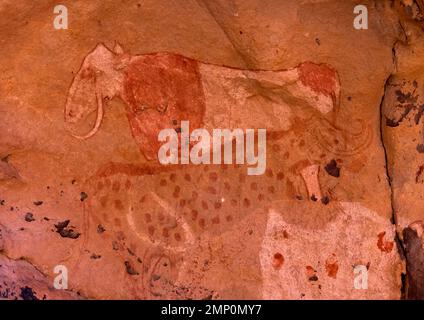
[0,0,423,299]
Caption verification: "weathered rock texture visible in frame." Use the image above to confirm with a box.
[0,0,423,299]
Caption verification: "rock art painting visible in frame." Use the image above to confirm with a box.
[57,43,382,299]
[260,202,400,299]
[64,43,346,159]
[2,0,424,301]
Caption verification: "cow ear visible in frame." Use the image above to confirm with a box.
[114,54,130,70]
[113,42,124,55]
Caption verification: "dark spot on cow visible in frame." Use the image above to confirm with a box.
[114,199,124,210]
[162,228,169,237]
[243,198,250,207]
[209,172,218,182]
[211,216,220,224]
[191,210,198,220]
[202,201,208,210]
[266,169,273,178]
[276,172,284,180]
[112,181,120,192]
[207,186,216,195]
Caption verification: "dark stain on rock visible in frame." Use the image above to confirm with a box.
[386,117,400,127]
[33,201,43,206]
[54,220,80,239]
[403,226,424,299]
[386,88,420,127]
[321,196,330,205]
[97,224,106,233]
[90,253,101,259]
[308,275,319,282]
[325,159,340,177]
[24,212,35,222]
[414,104,424,125]
[124,261,139,275]
[416,165,424,184]
[0,200,4,205]
[20,286,38,300]
[80,192,88,202]
[417,144,424,153]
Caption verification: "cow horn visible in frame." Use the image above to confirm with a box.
[72,89,104,140]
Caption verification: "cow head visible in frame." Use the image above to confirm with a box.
[64,42,130,139]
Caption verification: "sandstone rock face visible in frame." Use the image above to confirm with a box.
[0,0,423,299]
